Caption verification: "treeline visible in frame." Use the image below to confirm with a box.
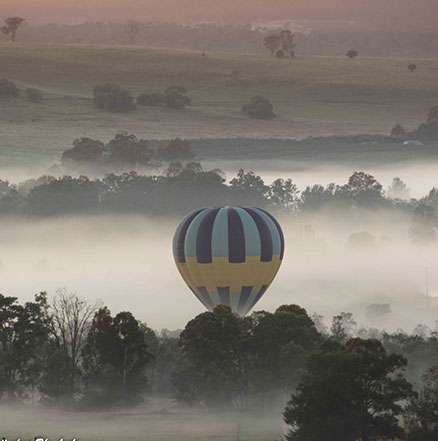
[1,291,437,440]
[2,168,438,237]
[7,22,438,58]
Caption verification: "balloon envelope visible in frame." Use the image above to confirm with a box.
[173,206,284,315]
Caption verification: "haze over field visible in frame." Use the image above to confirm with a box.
[1,0,437,30]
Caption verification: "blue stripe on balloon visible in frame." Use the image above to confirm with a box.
[252,207,281,256]
[196,208,221,263]
[234,207,261,257]
[173,208,204,262]
[228,207,246,263]
[184,208,211,258]
[241,207,273,262]
[211,207,229,258]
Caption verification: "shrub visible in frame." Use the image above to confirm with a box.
[346,50,358,59]
[276,49,285,58]
[427,105,438,123]
[93,83,135,112]
[163,86,191,109]
[25,88,42,103]
[242,96,275,120]
[156,138,193,160]
[137,92,164,106]
[391,124,406,139]
[408,64,417,72]
[0,78,19,97]
[62,138,106,165]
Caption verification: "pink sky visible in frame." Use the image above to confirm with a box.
[0,0,436,29]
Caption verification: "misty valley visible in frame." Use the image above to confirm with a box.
[1,5,438,440]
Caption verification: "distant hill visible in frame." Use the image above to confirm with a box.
[4,22,438,58]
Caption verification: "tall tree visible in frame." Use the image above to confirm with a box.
[50,288,99,394]
[407,366,438,440]
[175,305,250,410]
[124,20,139,44]
[284,338,414,441]
[1,17,25,43]
[81,308,151,407]
[0,292,51,400]
[264,33,281,55]
[279,30,296,58]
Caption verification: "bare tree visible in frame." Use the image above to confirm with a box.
[1,17,25,43]
[124,20,139,45]
[51,288,100,390]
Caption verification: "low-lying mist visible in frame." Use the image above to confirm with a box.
[0,210,436,333]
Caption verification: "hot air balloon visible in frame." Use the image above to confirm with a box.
[173,206,284,316]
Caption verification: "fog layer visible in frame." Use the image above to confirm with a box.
[1,212,436,332]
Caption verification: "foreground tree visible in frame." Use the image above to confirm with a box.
[81,308,151,407]
[174,305,249,409]
[1,17,25,43]
[49,289,99,394]
[284,338,414,441]
[408,366,438,440]
[0,292,51,400]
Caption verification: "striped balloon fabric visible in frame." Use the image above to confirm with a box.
[173,206,284,316]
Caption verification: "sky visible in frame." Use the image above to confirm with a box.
[0,0,437,30]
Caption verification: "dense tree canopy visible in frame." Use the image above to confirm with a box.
[284,338,414,441]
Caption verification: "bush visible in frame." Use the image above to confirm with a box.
[408,64,417,72]
[137,92,164,106]
[163,86,191,109]
[427,106,438,123]
[156,138,193,160]
[25,88,42,103]
[93,83,135,112]
[242,96,275,120]
[391,124,406,139]
[0,78,19,97]
[276,49,285,58]
[346,50,358,59]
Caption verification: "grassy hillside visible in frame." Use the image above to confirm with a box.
[0,44,437,151]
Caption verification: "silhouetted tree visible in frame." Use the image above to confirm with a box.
[242,96,275,119]
[427,106,438,123]
[407,366,438,441]
[25,88,42,103]
[156,138,193,161]
[124,20,139,44]
[264,33,281,55]
[346,49,359,59]
[408,64,417,73]
[163,86,191,109]
[0,78,19,98]
[409,204,438,245]
[388,177,410,200]
[81,308,151,407]
[391,124,406,139]
[284,339,414,441]
[1,17,25,43]
[93,83,135,112]
[279,30,295,58]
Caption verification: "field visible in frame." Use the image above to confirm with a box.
[1,44,438,153]
[0,399,283,441]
